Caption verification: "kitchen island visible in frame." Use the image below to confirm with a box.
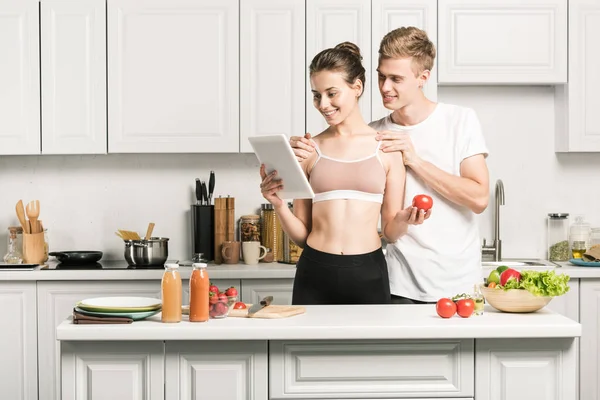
[57,304,580,400]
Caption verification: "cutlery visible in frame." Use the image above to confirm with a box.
[247,295,273,317]
[145,223,155,240]
[208,170,215,205]
[201,181,208,206]
[195,178,202,205]
[15,200,29,234]
[26,200,40,233]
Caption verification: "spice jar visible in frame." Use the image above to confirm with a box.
[260,204,283,262]
[570,215,591,259]
[239,215,260,243]
[548,213,570,261]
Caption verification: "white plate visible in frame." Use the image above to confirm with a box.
[78,296,162,312]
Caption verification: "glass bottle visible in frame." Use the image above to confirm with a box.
[4,228,23,264]
[570,215,591,259]
[161,263,182,323]
[591,228,600,247]
[547,213,570,261]
[189,263,209,322]
[472,284,484,316]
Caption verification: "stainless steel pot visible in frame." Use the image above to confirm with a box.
[124,237,169,266]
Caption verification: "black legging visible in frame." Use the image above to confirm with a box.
[292,244,391,305]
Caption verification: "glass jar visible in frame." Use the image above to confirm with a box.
[260,204,283,262]
[570,215,591,256]
[239,215,260,243]
[590,228,600,247]
[548,213,570,261]
[4,227,23,264]
[281,203,303,264]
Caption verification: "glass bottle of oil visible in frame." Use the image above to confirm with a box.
[3,228,23,264]
[472,284,484,316]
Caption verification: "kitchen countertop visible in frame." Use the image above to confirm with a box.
[56,304,581,341]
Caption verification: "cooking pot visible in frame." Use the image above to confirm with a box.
[124,237,169,266]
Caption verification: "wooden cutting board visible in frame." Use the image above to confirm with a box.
[229,304,305,319]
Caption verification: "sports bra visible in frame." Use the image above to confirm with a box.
[309,140,386,204]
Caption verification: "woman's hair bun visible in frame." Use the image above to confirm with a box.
[334,42,362,61]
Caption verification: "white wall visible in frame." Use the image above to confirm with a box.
[1,86,599,261]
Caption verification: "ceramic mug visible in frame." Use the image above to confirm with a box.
[221,241,241,264]
[242,241,267,265]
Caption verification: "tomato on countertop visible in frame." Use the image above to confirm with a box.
[233,302,247,309]
[436,298,457,318]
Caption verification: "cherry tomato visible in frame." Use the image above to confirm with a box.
[456,298,475,318]
[436,298,457,318]
[488,282,497,288]
[233,302,246,309]
[412,194,433,211]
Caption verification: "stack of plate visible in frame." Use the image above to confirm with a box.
[75,296,162,321]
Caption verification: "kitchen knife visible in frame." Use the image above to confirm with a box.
[201,180,208,206]
[208,170,215,205]
[247,296,273,317]
[195,178,202,205]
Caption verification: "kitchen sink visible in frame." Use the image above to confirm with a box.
[481,259,557,269]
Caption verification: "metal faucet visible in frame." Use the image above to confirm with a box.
[482,179,505,261]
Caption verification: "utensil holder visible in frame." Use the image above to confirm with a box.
[22,232,46,264]
[192,205,214,261]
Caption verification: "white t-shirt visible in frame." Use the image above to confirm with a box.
[370,103,489,302]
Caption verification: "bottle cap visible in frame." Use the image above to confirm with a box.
[192,263,207,268]
[164,263,179,269]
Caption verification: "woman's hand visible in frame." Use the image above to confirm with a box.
[396,206,432,225]
[289,133,315,162]
[260,164,284,208]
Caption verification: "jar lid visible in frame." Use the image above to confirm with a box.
[241,214,260,219]
[192,263,207,268]
[548,213,569,219]
[571,216,591,235]
[164,263,179,269]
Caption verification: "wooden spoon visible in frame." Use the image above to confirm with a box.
[15,200,29,234]
[26,200,40,233]
[145,222,155,240]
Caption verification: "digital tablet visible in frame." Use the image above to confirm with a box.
[248,134,315,200]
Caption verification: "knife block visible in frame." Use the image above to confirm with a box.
[191,205,214,262]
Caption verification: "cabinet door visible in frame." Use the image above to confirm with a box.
[61,341,164,400]
[107,0,239,153]
[438,0,567,84]
[476,338,577,400]
[37,281,160,400]
[306,0,371,134]
[166,341,267,399]
[240,0,305,153]
[580,279,600,400]
[371,0,437,122]
[0,0,40,155]
[41,0,107,154]
[241,278,294,305]
[555,0,600,152]
[0,282,37,400]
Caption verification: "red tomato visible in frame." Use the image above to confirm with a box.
[412,194,433,211]
[209,283,219,294]
[500,268,521,286]
[436,298,457,318]
[233,302,246,309]
[217,293,228,303]
[209,292,218,305]
[225,287,238,297]
[456,299,474,318]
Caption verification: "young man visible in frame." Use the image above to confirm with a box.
[290,27,490,304]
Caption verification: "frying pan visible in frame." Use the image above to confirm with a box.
[48,251,103,265]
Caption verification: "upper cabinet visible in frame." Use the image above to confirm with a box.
[0,0,40,155]
[371,0,437,122]
[107,0,239,153]
[438,0,568,85]
[555,0,600,152]
[41,0,107,155]
[306,0,371,135]
[240,0,305,153]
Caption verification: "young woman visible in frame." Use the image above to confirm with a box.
[259,42,406,305]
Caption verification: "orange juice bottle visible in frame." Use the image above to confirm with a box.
[161,263,182,323]
[189,263,209,322]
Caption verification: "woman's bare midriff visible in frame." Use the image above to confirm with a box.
[305,199,382,255]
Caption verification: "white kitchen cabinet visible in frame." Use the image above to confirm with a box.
[107,0,239,153]
[270,339,474,398]
[241,278,294,305]
[306,0,371,135]
[555,0,600,152]
[0,282,37,400]
[476,338,577,400]
[240,0,305,153]
[41,0,107,155]
[579,279,600,400]
[61,341,164,400]
[438,0,568,84]
[371,0,437,122]
[545,278,579,321]
[165,341,268,399]
[0,0,40,155]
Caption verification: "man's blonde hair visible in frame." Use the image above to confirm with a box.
[379,27,436,76]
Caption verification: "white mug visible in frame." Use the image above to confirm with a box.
[242,241,267,265]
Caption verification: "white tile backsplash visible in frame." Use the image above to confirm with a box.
[1,86,599,261]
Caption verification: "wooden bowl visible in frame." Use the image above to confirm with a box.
[480,284,553,313]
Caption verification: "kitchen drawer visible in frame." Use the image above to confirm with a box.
[269,339,474,399]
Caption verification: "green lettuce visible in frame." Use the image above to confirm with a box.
[499,270,570,297]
